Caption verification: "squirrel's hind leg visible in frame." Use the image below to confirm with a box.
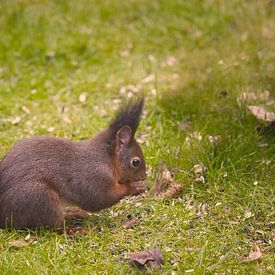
[65,207,89,221]
[0,183,64,229]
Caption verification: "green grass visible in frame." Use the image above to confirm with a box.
[0,0,274,273]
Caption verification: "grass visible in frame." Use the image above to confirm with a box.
[0,0,274,273]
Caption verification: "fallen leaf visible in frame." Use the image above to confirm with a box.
[24,233,37,243]
[152,163,173,195]
[165,56,176,66]
[129,247,164,270]
[47,126,55,133]
[256,141,268,148]
[157,183,182,199]
[93,105,107,117]
[11,116,21,125]
[179,120,191,132]
[9,240,29,248]
[248,105,275,122]
[238,90,270,104]
[185,269,194,273]
[244,211,254,219]
[148,54,156,62]
[63,115,71,124]
[60,106,69,113]
[152,164,182,199]
[58,243,64,252]
[79,93,87,104]
[194,175,205,184]
[184,136,191,146]
[22,106,30,114]
[207,135,220,144]
[193,164,207,177]
[151,88,157,96]
[141,74,155,84]
[65,226,90,238]
[112,98,122,105]
[197,203,208,218]
[119,50,130,57]
[190,131,202,141]
[119,84,139,96]
[124,217,139,229]
[239,244,263,262]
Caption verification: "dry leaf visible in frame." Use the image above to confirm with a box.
[256,141,268,148]
[58,243,64,252]
[194,175,205,184]
[47,126,55,133]
[157,183,182,199]
[22,106,30,114]
[124,217,140,229]
[129,247,164,270]
[93,105,107,117]
[152,163,172,195]
[238,90,270,104]
[24,233,37,243]
[239,244,263,262]
[244,211,254,219]
[152,164,182,199]
[79,93,87,104]
[248,105,275,122]
[119,84,140,97]
[179,121,191,132]
[148,54,156,62]
[119,50,130,57]
[193,164,207,177]
[141,74,155,84]
[151,88,157,96]
[11,116,21,125]
[197,203,208,218]
[185,269,194,273]
[190,131,202,141]
[9,240,29,248]
[63,115,71,124]
[207,135,220,144]
[193,163,207,184]
[65,226,90,238]
[165,56,176,66]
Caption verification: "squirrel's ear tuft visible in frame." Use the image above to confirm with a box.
[109,97,144,137]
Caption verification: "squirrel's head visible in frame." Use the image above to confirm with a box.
[109,97,146,184]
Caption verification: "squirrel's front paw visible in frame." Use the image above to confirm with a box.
[129,182,147,196]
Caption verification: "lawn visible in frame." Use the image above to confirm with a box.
[0,0,274,273]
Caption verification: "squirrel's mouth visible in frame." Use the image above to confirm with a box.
[118,177,146,184]
[118,179,130,184]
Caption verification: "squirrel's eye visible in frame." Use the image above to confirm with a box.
[131,157,141,168]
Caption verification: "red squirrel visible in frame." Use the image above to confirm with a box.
[0,98,146,229]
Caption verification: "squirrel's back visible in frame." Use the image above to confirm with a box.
[0,136,75,192]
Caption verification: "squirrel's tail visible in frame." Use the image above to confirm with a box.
[109,97,144,135]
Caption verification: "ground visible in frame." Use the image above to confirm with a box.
[0,0,274,274]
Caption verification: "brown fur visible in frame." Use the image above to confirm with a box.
[0,98,146,229]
